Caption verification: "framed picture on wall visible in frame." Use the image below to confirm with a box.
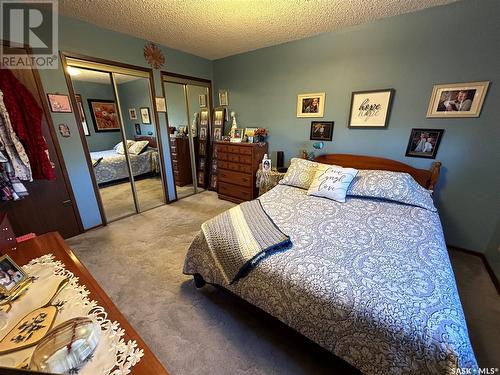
[214,107,226,126]
[47,93,72,113]
[214,127,222,141]
[405,128,444,159]
[129,108,137,120]
[310,121,334,141]
[199,94,207,108]
[296,92,325,118]
[135,123,141,135]
[218,90,228,106]
[75,94,90,136]
[200,109,209,126]
[87,99,120,132]
[426,81,489,118]
[199,126,207,140]
[348,89,394,128]
[140,107,151,124]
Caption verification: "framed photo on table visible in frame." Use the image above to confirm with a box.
[297,92,325,118]
[88,99,120,132]
[348,89,394,128]
[310,121,334,141]
[128,108,137,120]
[405,128,444,159]
[426,81,489,118]
[0,255,28,296]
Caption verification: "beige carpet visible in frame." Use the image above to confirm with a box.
[99,177,165,221]
[67,191,500,374]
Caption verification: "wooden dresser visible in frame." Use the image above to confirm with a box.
[170,136,193,186]
[216,141,268,203]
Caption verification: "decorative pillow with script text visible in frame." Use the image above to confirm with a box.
[307,165,358,203]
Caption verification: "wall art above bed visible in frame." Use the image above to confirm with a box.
[426,81,489,118]
[296,92,325,118]
[405,128,444,159]
[348,88,394,128]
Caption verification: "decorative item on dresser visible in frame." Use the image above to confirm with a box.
[216,141,268,203]
[170,136,195,186]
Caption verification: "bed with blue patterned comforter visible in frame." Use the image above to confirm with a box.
[184,181,477,374]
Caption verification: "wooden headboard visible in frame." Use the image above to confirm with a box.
[314,154,441,190]
[135,136,158,149]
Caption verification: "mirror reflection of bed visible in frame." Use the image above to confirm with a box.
[69,65,165,222]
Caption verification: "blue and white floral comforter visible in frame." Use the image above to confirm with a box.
[183,183,477,374]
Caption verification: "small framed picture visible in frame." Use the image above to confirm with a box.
[58,123,71,138]
[405,128,444,159]
[262,155,271,171]
[348,89,394,128]
[214,107,226,126]
[199,127,207,140]
[213,127,222,141]
[310,121,334,141]
[200,109,209,126]
[243,127,257,138]
[140,107,151,124]
[230,128,242,143]
[297,92,325,118]
[155,97,166,112]
[426,81,489,118]
[47,93,72,113]
[75,94,90,136]
[135,123,141,135]
[219,90,228,106]
[199,94,207,108]
[129,108,137,120]
[0,255,28,296]
[200,142,206,156]
[88,99,120,132]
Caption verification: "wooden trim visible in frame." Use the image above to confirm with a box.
[60,51,108,226]
[161,71,211,85]
[160,79,178,202]
[448,245,500,295]
[61,51,152,73]
[314,153,441,190]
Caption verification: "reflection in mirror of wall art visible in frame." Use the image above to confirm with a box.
[199,94,207,108]
[426,81,489,118]
[296,92,325,118]
[218,90,228,106]
[135,123,141,135]
[214,127,222,141]
[199,127,207,140]
[75,94,90,136]
[47,93,72,113]
[200,109,209,126]
[140,107,151,124]
[348,89,394,128]
[405,128,444,159]
[129,108,137,120]
[310,121,334,141]
[88,99,120,132]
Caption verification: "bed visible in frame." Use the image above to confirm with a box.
[183,154,477,375]
[90,137,160,185]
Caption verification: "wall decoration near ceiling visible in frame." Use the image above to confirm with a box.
[87,99,120,132]
[426,81,489,118]
[348,89,394,128]
[143,42,165,69]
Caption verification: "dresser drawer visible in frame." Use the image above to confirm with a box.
[227,145,240,153]
[219,182,252,201]
[239,147,252,155]
[225,162,240,172]
[227,153,240,163]
[219,169,252,187]
[217,160,228,169]
[239,155,252,164]
[218,152,228,161]
[239,164,252,174]
[216,144,228,152]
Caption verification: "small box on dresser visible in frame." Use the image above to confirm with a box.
[216,141,268,203]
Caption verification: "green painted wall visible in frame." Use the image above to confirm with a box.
[37,15,213,228]
[213,0,500,255]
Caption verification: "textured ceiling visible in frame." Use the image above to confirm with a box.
[59,0,457,60]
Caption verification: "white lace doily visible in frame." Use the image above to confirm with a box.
[0,254,143,374]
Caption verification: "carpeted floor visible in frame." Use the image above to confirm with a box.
[67,191,500,375]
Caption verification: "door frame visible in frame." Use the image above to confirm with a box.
[60,51,169,225]
[0,40,84,235]
[160,71,214,202]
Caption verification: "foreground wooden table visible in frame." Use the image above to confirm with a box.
[2,232,169,375]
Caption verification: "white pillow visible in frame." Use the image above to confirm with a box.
[279,158,335,190]
[114,140,135,154]
[128,140,149,155]
[307,165,358,203]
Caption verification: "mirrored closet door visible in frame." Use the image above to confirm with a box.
[64,56,166,223]
[162,74,212,200]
